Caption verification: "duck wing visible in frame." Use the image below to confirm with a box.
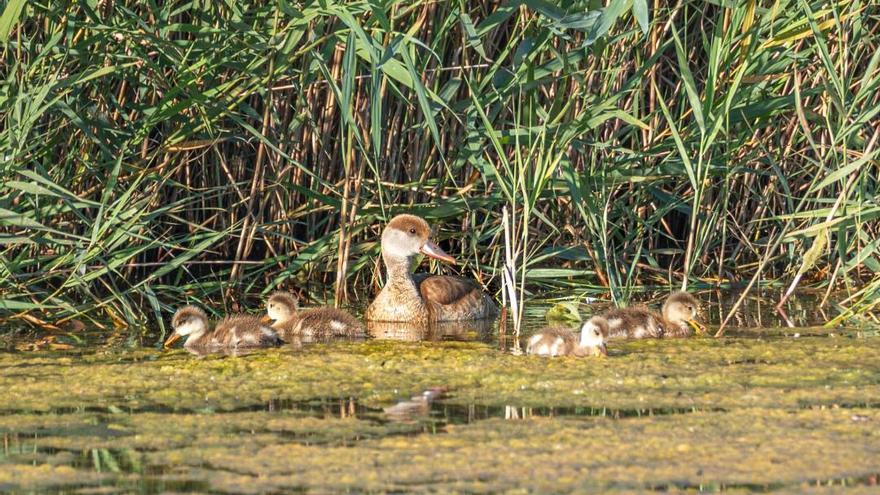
[415,274,478,305]
[415,274,497,321]
[297,308,365,339]
[214,315,281,347]
[601,305,663,339]
[527,326,577,356]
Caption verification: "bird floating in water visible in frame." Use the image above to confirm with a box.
[601,291,705,339]
[164,306,282,350]
[365,214,497,323]
[264,291,364,341]
[527,316,609,357]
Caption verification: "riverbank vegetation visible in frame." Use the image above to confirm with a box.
[1,0,878,330]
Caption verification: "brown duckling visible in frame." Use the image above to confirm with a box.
[602,291,704,339]
[365,214,497,323]
[265,292,364,341]
[526,316,609,357]
[164,306,282,350]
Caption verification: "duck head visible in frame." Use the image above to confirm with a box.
[265,291,299,325]
[381,214,455,264]
[579,316,608,356]
[663,291,705,334]
[165,306,209,347]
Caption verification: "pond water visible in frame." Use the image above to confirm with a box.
[1,291,879,493]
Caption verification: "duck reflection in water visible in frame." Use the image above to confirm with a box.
[383,387,448,421]
[366,318,495,342]
[180,334,304,357]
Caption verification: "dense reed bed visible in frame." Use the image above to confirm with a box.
[1,0,878,332]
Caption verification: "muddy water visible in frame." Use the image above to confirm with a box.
[1,292,879,493]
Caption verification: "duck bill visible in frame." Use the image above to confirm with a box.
[688,319,707,335]
[597,343,608,357]
[420,241,456,265]
[260,315,274,325]
[163,332,181,348]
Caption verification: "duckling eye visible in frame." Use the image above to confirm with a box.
[409,227,416,235]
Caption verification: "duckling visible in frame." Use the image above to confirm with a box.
[365,214,497,323]
[164,306,282,350]
[602,291,703,339]
[526,316,609,357]
[265,292,365,341]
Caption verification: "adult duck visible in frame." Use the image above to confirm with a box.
[365,214,497,323]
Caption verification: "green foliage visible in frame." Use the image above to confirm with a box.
[1,0,878,328]
[544,301,582,324]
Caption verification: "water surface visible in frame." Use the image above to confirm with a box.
[1,292,878,493]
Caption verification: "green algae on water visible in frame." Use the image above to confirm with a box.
[1,331,879,492]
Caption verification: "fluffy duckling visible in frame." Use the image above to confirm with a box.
[164,306,282,350]
[526,316,609,357]
[602,291,703,339]
[265,292,365,341]
[365,214,497,323]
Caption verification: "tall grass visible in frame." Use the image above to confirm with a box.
[1,0,878,332]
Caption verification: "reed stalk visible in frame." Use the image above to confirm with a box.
[0,0,877,329]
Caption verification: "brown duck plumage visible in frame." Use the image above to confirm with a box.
[265,292,364,341]
[165,306,282,349]
[602,291,702,339]
[526,317,609,357]
[365,214,497,323]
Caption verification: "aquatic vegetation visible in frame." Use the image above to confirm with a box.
[132,408,880,493]
[544,301,583,324]
[1,330,879,491]
[1,335,880,413]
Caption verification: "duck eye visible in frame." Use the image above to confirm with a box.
[409,227,417,234]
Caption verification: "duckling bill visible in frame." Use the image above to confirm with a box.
[165,306,282,350]
[527,316,609,357]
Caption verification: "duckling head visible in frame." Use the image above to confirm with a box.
[266,291,299,324]
[165,306,209,347]
[382,214,455,264]
[662,291,704,333]
[579,316,608,356]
